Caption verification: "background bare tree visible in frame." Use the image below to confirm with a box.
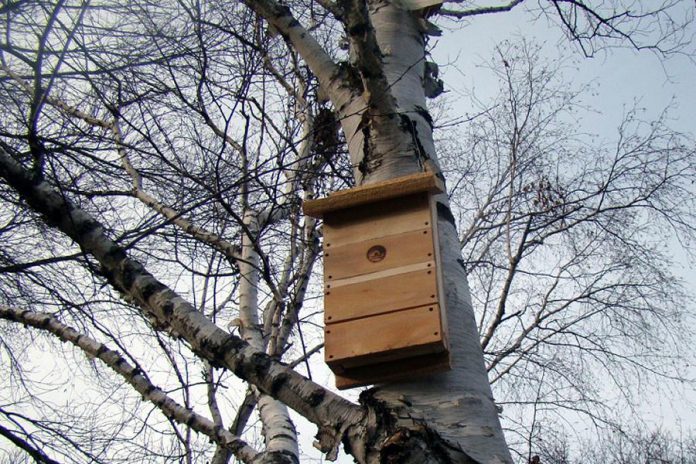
[530,425,696,463]
[440,40,696,460]
[0,1,694,463]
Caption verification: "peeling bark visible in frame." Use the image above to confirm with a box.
[0,146,510,462]
[0,0,514,459]
[335,1,442,184]
[273,0,512,461]
[348,3,513,463]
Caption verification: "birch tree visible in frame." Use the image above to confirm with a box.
[0,1,693,463]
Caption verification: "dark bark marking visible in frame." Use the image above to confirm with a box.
[336,62,363,92]
[104,244,127,263]
[227,438,245,453]
[232,354,248,378]
[347,23,368,36]
[250,352,271,375]
[414,105,433,130]
[270,372,289,397]
[223,334,245,352]
[262,450,298,464]
[269,432,297,442]
[161,301,174,317]
[358,112,373,177]
[307,387,325,407]
[96,344,108,357]
[275,4,292,17]
[74,217,100,238]
[140,280,165,302]
[120,261,143,292]
[210,335,245,369]
[399,114,430,165]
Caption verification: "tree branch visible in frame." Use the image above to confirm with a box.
[0,146,364,458]
[0,305,261,464]
[0,423,62,464]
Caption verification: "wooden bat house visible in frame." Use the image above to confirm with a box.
[303,172,451,389]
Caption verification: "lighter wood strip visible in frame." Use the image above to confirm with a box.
[325,260,434,288]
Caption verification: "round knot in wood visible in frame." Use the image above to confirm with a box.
[367,245,386,263]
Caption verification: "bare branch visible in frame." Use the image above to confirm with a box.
[0,423,62,464]
[0,145,364,454]
[0,304,261,464]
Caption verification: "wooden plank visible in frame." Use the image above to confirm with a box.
[333,350,451,390]
[324,304,445,368]
[323,193,431,248]
[324,266,438,323]
[303,172,444,218]
[429,195,450,351]
[327,261,432,289]
[324,227,435,281]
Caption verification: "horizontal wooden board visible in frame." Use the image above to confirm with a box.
[327,261,433,289]
[303,172,444,218]
[324,265,438,323]
[323,193,431,248]
[333,350,451,390]
[324,304,445,369]
[324,227,435,281]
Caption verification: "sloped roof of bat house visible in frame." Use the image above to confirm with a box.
[303,171,445,218]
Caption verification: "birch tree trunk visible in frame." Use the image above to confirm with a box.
[239,211,300,463]
[340,3,513,462]
[246,0,512,460]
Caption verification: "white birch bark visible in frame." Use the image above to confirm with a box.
[0,146,364,462]
[2,0,512,459]
[344,0,440,182]
[354,3,512,463]
[266,0,509,460]
[239,211,300,463]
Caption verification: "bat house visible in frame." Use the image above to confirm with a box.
[303,172,451,389]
